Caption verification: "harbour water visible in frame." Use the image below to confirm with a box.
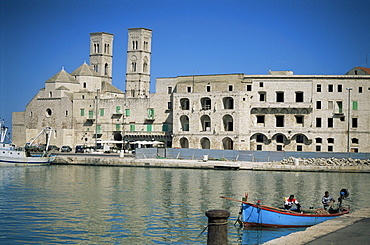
[1,165,369,244]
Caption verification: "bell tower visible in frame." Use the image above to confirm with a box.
[125,28,152,98]
[89,32,114,82]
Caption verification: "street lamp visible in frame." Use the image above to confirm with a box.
[95,89,100,151]
[346,88,352,153]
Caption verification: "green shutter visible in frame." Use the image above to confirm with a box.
[80,109,85,116]
[353,101,358,110]
[116,124,120,131]
[116,106,121,114]
[147,124,152,132]
[125,109,130,116]
[100,109,104,116]
[97,125,101,134]
[89,110,94,119]
[337,102,342,113]
[162,124,168,132]
[148,108,154,119]
[130,124,135,131]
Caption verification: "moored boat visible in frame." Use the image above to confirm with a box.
[0,120,55,166]
[221,192,350,228]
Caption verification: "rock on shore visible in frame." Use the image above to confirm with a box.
[273,157,370,167]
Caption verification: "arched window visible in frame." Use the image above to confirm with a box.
[83,82,86,88]
[222,115,233,131]
[200,115,211,131]
[223,97,234,109]
[105,63,109,75]
[180,98,190,110]
[131,62,137,72]
[180,115,189,131]
[200,137,210,149]
[94,44,99,53]
[49,91,52,98]
[200,97,211,110]
[94,65,98,73]
[276,135,284,143]
[180,137,189,148]
[222,137,233,150]
[132,40,138,50]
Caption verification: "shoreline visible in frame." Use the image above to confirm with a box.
[262,207,370,244]
[52,155,370,173]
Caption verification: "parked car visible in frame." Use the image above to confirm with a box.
[75,145,85,153]
[48,145,60,151]
[61,146,72,152]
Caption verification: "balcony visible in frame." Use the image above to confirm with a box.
[251,102,312,109]
[111,113,123,119]
[145,115,155,121]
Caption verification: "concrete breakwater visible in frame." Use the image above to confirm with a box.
[275,156,370,167]
[52,155,370,173]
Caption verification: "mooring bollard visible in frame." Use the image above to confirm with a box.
[205,209,230,245]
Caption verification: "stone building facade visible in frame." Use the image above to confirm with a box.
[168,69,370,153]
[12,28,370,153]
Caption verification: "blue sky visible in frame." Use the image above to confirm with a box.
[1,0,369,129]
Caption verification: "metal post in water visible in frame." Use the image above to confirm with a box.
[205,209,230,245]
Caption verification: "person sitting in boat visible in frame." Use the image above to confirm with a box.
[322,191,335,210]
[284,195,301,212]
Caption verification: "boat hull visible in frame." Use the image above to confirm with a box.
[242,202,349,228]
[0,151,54,166]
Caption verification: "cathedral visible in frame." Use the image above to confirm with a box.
[12,28,370,153]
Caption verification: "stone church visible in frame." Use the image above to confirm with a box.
[12,28,370,153]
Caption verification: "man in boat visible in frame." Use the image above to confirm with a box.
[322,191,335,210]
[284,195,301,212]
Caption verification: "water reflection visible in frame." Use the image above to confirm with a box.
[0,165,368,244]
[240,227,306,245]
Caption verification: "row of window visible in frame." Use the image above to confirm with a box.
[256,114,359,128]
[174,83,366,94]
[180,114,233,132]
[257,91,305,102]
[178,84,252,93]
[131,40,150,51]
[316,100,358,111]
[86,123,169,133]
[93,43,110,54]
[79,107,154,119]
[130,61,148,72]
[317,84,363,93]
[180,97,234,110]
[256,144,359,152]
[255,144,340,152]
[91,63,110,75]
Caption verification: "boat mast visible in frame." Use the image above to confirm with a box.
[0,119,8,143]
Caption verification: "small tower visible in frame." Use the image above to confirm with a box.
[125,28,152,98]
[89,32,114,82]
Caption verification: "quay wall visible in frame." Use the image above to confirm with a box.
[52,155,370,173]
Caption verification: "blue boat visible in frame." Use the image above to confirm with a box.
[221,194,349,228]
